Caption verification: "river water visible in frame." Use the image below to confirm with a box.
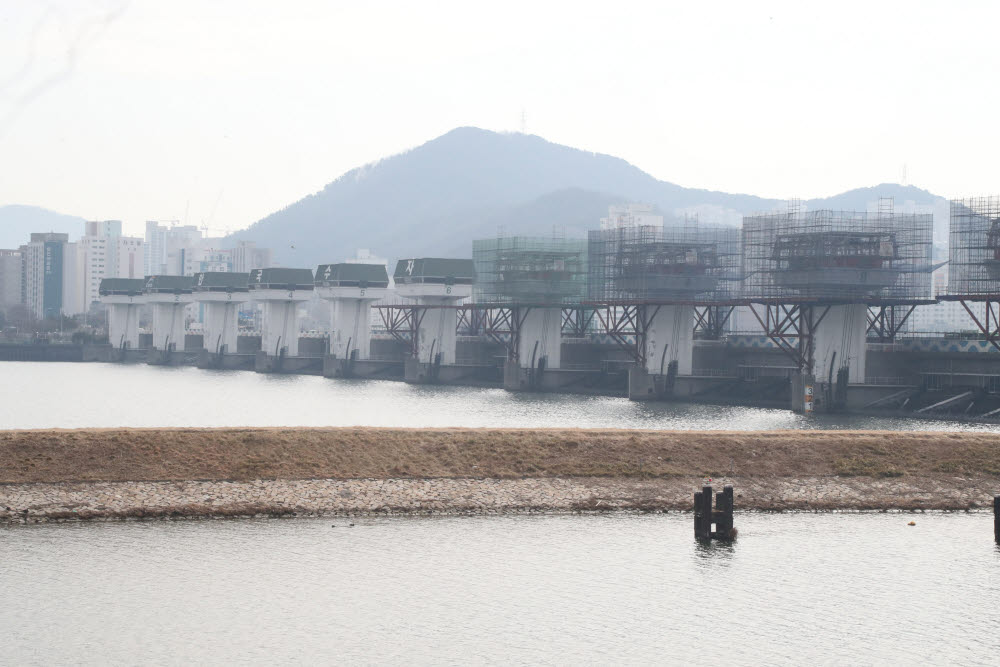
[4,361,1000,664]
[2,361,999,431]
[3,513,1000,665]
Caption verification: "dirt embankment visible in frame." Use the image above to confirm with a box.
[2,427,1000,483]
[2,428,999,520]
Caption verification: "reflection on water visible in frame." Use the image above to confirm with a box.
[694,537,737,564]
[3,513,999,665]
[2,361,999,431]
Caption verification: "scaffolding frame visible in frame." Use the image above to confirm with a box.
[947,196,1000,297]
[747,303,832,372]
[940,197,1000,352]
[378,303,595,364]
[587,223,740,305]
[742,204,933,303]
[743,200,934,370]
[866,304,916,342]
[473,236,588,306]
[694,305,735,339]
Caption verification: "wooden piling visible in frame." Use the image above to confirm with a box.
[994,495,999,544]
[694,484,734,541]
[693,491,703,539]
[714,485,734,539]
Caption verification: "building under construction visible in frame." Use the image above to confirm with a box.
[940,196,1000,352]
[472,236,587,306]
[472,236,587,377]
[584,221,741,393]
[741,202,934,403]
[947,196,1000,297]
[587,222,740,303]
[742,205,933,302]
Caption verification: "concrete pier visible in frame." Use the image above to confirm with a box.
[249,268,314,364]
[315,263,390,367]
[394,258,475,372]
[517,307,562,370]
[812,303,868,384]
[192,272,250,357]
[644,304,695,376]
[143,276,194,362]
[98,278,146,353]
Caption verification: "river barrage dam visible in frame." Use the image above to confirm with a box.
[2,428,999,522]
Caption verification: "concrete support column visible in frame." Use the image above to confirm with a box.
[812,303,867,384]
[644,304,694,376]
[151,303,187,351]
[415,301,458,365]
[108,303,141,349]
[331,298,378,360]
[262,300,301,357]
[517,307,562,369]
[202,301,241,354]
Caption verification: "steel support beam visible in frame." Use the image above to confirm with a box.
[959,299,1000,352]
[749,302,830,373]
[866,304,915,343]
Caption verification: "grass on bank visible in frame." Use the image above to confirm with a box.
[2,428,1000,484]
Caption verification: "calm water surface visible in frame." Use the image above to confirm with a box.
[2,361,999,431]
[3,513,1000,665]
[4,362,1000,664]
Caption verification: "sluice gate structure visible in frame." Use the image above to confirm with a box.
[250,268,316,373]
[99,278,146,360]
[143,275,196,365]
[472,236,590,391]
[382,258,476,384]
[919,196,1000,418]
[742,200,934,412]
[80,195,1000,423]
[586,222,741,400]
[192,272,250,369]
[315,263,395,379]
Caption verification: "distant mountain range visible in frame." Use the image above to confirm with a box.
[0,205,85,248]
[226,127,948,268]
[2,128,949,265]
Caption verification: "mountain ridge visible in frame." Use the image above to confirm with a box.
[227,127,948,267]
[0,205,86,248]
[1,128,949,262]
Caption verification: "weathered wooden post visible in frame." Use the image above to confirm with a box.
[693,487,710,540]
[715,485,734,539]
[694,484,735,541]
[693,489,702,539]
[994,495,999,544]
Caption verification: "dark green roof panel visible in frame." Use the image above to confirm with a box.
[144,275,195,293]
[99,278,146,296]
[249,268,315,289]
[315,263,389,287]
[393,258,476,284]
[194,272,250,291]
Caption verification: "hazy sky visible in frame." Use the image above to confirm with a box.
[1,0,997,237]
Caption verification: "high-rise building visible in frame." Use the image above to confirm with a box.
[21,233,81,319]
[145,222,202,275]
[144,221,168,276]
[80,221,143,308]
[0,249,22,311]
[115,236,143,280]
[144,221,198,276]
[145,223,274,280]
[85,220,123,238]
[232,240,273,273]
[181,242,233,275]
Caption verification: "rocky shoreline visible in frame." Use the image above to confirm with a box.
[3,474,997,524]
